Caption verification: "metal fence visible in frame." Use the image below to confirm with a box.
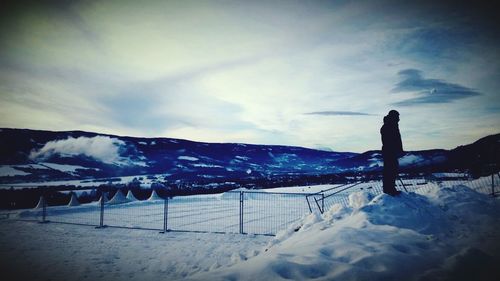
[308,173,500,214]
[14,191,311,236]
[6,173,500,235]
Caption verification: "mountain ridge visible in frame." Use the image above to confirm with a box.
[1,128,498,184]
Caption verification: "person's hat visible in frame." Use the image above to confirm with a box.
[388,110,399,117]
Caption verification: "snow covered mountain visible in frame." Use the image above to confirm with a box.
[0,128,355,183]
[0,128,498,183]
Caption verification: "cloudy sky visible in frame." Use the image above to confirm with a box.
[1,0,499,152]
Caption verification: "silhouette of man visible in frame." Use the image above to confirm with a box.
[380,110,403,196]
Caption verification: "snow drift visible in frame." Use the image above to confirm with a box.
[191,185,500,281]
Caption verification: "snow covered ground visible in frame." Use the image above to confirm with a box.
[1,180,500,281]
[191,186,500,281]
[0,220,270,281]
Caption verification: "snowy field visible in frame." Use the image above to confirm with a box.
[1,177,500,281]
[0,221,270,281]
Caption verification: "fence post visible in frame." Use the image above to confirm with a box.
[161,197,169,233]
[314,196,323,214]
[321,193,325,213]
[96,193,105,228]
[41,196,47,223]
[492,174,495,197]
[497,173,500,196]
[399,178,408,192]
[306,195,312,213]
[239,191,244,234]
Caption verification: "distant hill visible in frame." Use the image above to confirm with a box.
[0,128,498,184]
[0,128,356,183]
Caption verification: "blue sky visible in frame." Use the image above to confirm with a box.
[0,0,499,152]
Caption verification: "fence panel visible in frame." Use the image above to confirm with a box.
[434,176,497,196]
[46,203,101,226]
[313,176,496,214]
[13,195,100,225]
[103,200,164,230]
[242,192,310,235]
[167,193,240,234]
[16,207,45,223]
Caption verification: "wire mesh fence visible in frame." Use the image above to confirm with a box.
[5,173,499,235]
[311,174,500,213]
[10,190,314,235]
[433,175,500,196]
[242,192,311,235]
[104,200,164,230]
[45,203,101,226]
[168,193,240,233]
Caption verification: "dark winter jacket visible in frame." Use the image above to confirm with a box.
[380,120,403,158]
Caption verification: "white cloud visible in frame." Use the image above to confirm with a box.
[0,0,498,152]
[29,136,129,165]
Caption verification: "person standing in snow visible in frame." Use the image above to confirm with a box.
[380,110,403,196]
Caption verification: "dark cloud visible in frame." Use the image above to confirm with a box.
[391,69,481,106]
[304,111,374,116]
[0,0,102,53]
